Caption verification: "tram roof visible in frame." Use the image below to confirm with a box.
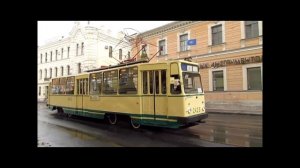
[85,59,197,73]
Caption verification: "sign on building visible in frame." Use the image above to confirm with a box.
[187,39,197,45]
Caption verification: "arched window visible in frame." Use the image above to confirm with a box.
[78,63,81,73]
[67,47,70,58]
[55,67,58,77]
[61,66,64,76]
[56,50,58,60]
[49,68,52,78]
[50,51,52,62]
[76,43,79,56]
[67,65,70,75]
[119,49,122,60]
[39,69,42,79]
[81,42,84,55]
[44,69,47,79]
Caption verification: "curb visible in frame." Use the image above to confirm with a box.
[206,109,262,115]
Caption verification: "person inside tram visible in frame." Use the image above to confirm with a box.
[171,75,181,94]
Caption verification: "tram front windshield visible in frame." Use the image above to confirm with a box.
[182,72,203,94]
[181,63,203,94]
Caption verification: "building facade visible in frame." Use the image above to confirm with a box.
[132,21,263,114]
[38,22,131,102]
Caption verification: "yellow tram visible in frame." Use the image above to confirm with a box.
[47,59,207,128]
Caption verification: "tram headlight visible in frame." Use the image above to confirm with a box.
[186,107,192,114]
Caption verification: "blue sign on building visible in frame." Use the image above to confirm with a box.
[187,39,197,45]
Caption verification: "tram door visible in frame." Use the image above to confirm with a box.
[142,70,167,120]
[76,79,87,113]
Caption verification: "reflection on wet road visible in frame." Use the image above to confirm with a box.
[166,113,262,147]
[38,103,262,147]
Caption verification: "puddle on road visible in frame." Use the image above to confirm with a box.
[195,126,262,147]
[54,124,122,147]
[39,120,122,147]
[64,127,95,140]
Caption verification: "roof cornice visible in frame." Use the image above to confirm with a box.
[138,21,204,39]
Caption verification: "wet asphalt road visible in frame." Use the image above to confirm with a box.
[38,103,262,147]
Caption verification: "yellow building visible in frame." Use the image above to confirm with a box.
[132,21,262,114]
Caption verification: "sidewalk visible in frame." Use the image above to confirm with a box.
[206,108,262,115]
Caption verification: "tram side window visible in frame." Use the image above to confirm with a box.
[83,79,88,95]
[171,75,181,94]
[103,70,118,94]
[77,78,88,95]
[143,71,148,94]
[59,77,67,94]
[119,67,138,94]
[80,80,84,94]
[77,79,80,95]
[66,77,75,94]
[155,70,159,94]
[90,72,102,95]
[149,71,153,94]
[52,78,60,94]
[161,70,166,94]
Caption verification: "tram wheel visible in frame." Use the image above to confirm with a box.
[130,118,141,129]
[57,108,64,115]
[108,114,117,125]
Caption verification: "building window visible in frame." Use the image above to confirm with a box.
[78,63,81,73]
[180,34,188,51]
[212,25,223,45]
[61,48,63,59]
[67,47,70,58]
[140,44,148,57]
[81,42,84,55]
[247,67,262,90]
[76,43,79,56]
[49,68,52,78]
[40,54,42,63]
[55,50,58,60]
[38,87,41,96]
[61,67,64,76]
[212,70,224,91]
[128,51,130,59]
[159,39,166,55]
[119,49,122,60]
[45,53,47,62]
[245,21,259,39]
[39,69,42,79]
[45,69,47,78]
[109,46,112,57]
[50,51,52,62]
[67,65,70,75]
[55,67,58,77]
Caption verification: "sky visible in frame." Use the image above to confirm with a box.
[38,21,174,46]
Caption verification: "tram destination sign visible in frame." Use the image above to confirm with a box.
[199,56,262,69]
[181,63,199,72]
